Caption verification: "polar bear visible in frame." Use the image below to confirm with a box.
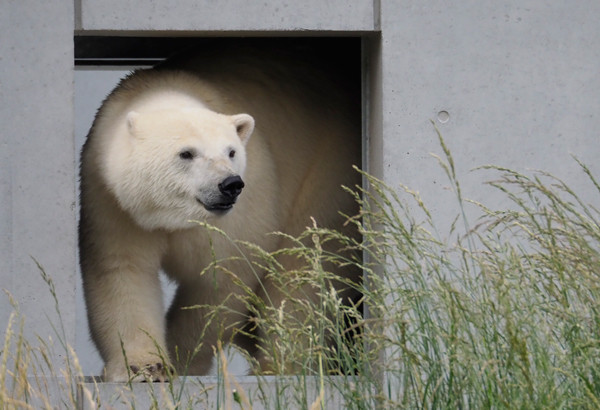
[79,44,361,382]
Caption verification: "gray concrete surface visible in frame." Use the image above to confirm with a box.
[1,0,77,361]
[378,1,600,229]
[77,0,376,32]
[1,2,599,406]
[78,376,345,409]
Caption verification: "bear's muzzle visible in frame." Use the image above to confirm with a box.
[199,175,245,212]
[218,175,245,200]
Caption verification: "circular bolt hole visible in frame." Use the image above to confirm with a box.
[437,111,450,124]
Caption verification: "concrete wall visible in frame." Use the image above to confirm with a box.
[1,0,599,384]
[1,0,76,358]
[378,1,600,230]
[76,0,376,32]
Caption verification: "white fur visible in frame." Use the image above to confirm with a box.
[104,95,252,230]
[79,60,360,381]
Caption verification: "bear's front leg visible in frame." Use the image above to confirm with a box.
[80,231,171,382]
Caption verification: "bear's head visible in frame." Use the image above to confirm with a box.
[106,106,254,231]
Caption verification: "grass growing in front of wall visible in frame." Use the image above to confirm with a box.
[358,159,600,409]
[2,134,600,408]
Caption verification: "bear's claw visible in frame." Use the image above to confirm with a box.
[129,362,172,382]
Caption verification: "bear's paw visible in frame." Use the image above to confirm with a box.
[105,359,174,383]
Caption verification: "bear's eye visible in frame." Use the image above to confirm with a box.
[228,149,236,159]
[179,150,195,160]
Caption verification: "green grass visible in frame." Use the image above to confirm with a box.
[2,134,600,408]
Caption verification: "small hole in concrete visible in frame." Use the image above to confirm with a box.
[437,110,450,124]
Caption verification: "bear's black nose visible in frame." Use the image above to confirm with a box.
[218,175,245,199]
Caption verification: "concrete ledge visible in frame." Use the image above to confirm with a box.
[78,375,349,409]
[78,0,376,32]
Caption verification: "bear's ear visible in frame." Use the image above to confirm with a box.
[126,111,140,137]
[231,113,255,145]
